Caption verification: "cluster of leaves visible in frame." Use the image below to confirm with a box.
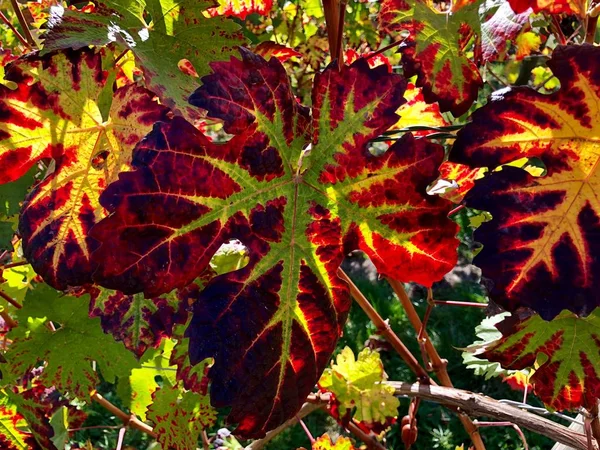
[0,0,599,448]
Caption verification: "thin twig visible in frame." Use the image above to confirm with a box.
[0,310,17,329]
[0,11,31,49]
[91,393,157,438]
[550,14,567,44]
[338,269,432,383]
[448,204,466,216]
[474,421,529,450]
[388,279,486,450]
[368,37,405,59]
[115,427,127,450]
[68,425,123,432]
[114,49,130,66]
[2,261,28,270]
[9,0,36,47]
[0,289,22,309]
[298,419,315,444]
[433,299,488,308]
[201,430,210,450]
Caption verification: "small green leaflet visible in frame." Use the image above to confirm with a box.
[2,284,139,399]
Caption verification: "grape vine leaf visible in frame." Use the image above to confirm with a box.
[480,308,600,410]
[89,288,189,358]
[42,0,246,119]
[255,42,302,62]
[378,0,483,116]
[319,347,399,426]
[430,161,487,203]
[394,82,449,136]
[146,385,217,450]
[7,387,59,450]
[451,44,600,320]
[507,0,585,16]
[312,433,357,450]
[3,283,139,399]
[207,0,274,19]
[0,390,30,450]
[4,48,170,289]
[515,31,541,60]
[89,49,458,436]
[481,1,531,63]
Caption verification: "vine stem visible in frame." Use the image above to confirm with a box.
[9,0,36,48]
[473,421,529,450]
[387,279,486,450]
[433,299,488,308]
[0,11,31,50]
[2,260,28,270]
[91,393,156,438]
[0,289,22,309]
[337,269,432,383]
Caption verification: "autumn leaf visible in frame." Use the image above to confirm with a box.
[319,347,399,427]
[255,42,302,62]
[480,1,532,63]
[379,0,483,116]
[41,0,245,119]
[515,31,542,60]
[208,0,274,19]
[0,390,31,450]
[146,384,217,450]
[0,49,170,289]
[2,283,139,399]
[312,433,357,450]
[394,83,449,136]
[451,44,600,319]
[480,308,600,410]
[344,48,392,72]
[429,161,487,203]
[89,288,189,358]
[89,49,458,436]
[507,0,585,16]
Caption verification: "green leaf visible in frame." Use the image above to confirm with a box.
[319,347,399,426]
[0,167,37,251]
[49,407,69,450]
[146,384,217,450]
[3,284,139,398]
[42,0,246,120]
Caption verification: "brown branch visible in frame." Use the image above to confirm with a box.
[2,261,28,270]
[91,393,156,438]
[247,402,324,450]
[9,0,36,47]
[388,279,485,450]
[0,289,22,309]
[0,11,30,50]
[474,421,529,450]
[0,310,17,329]
[338,269,432,383]
[389,382,596,450]
[345,418,386,450]
[586,401,600,446]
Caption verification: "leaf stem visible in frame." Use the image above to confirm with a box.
[0,11,31,50]
[298,418,314,443]
[0,289,22,309]
[2,261,28,270]
[368,38,405,59]
[9,0,36,48]
[338,269,432,383]
[387,279,486,450]
[114,49,130,66]
[115,426,127,450]
[433,299,488,308]
[473,421,529,450]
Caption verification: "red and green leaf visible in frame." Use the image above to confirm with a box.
[146,385,217,450]
[89,49,458,436]
[480,2,532,63]
[451,44,600,320]
[480,309,600,410]
[0,390,30,450]
[378,0,483,116]
[255,42,302,62]
[41,0,245,120]
[3,49,169,289]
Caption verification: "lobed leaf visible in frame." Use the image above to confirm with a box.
[480,1,531,63]
[312,433,357,450]
[42,0,245,120]
[146,385,217,450]
[451,44,600,319]
[481,308,600,410]
[3,284,139,399]
[3,49,170,289]
[378,0,483,116]
[0,390,30,450]
[90,49,458,436]
[507,0,585,16]
[207,0,274,19]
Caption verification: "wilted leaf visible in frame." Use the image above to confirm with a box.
[319,347,399,426]
[451,44,600,319]
[90,49,458,436]
[481,308,600,410]
[379,0,483,116]
[2,49,170,289]
[42,0,245,119]
[3,284,139,398]
[146,385,217,450]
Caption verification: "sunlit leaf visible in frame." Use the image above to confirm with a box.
[89,49,458,436]
[507,0,585,16]
[207,0,273,19]
[451,44,600,319]
[394,83,449,136]
[312,433,357,450]
[0,390,30,450]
